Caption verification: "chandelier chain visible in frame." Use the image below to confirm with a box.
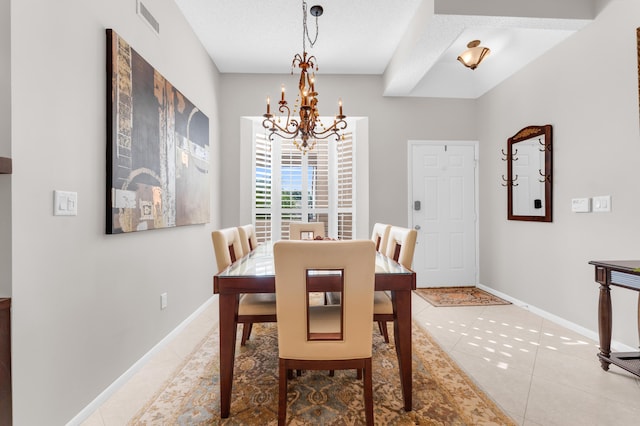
[302,0,319,51]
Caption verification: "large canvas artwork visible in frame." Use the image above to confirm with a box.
[106,29,210,234]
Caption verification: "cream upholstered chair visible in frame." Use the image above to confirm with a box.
[212,227,276,346]
[375,226,417,343]
[212,227,245,271]
[371,223,391,253]
[289,221,325,240]
[327,222,391,306]
[273,240,376,426]
[237,224,259,254]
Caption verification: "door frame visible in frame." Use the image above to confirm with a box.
[407,140,480,286]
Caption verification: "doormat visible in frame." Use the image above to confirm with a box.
[415,286,511,307]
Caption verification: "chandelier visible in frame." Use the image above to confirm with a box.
[262,1,347,154]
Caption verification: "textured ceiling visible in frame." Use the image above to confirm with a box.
[174,0,598,99]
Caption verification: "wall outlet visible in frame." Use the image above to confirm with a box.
[160,292,168,310]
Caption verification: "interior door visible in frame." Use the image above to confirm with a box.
[410,142,477,287]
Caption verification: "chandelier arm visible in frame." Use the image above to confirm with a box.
[262,118,300,135]
[301,120,348,141]
[277,103,292,127]
[267,129,302,142]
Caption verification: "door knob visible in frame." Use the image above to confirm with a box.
[414,225,421,230]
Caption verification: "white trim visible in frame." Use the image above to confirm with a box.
[476,283,637,353]
[407,140,480,285]
[65,296,217,425]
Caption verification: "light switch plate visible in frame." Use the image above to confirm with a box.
[160,292,168,310]
[592,195,611,213]
[54,190,78,216]
[571,198,591,213]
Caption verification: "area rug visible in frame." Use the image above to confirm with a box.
[415,286,511,307]
[129,322,514,425]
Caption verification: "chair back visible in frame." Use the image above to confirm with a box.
[289,222,325,240]
[370,223,391,253]
[211,227,244,272]
[238,224,258,254]
[385,226,417,269]
[273,240,376,360]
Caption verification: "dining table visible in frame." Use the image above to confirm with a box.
[213,241,417,418]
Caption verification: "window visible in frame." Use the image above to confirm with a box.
[253,128,355,242]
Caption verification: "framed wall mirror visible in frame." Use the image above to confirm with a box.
[506,125,552,222]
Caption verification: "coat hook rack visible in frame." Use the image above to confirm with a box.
[502,174,519,187]
[501,148,519,161]
[538,138,551,152]
[538,169,551,183]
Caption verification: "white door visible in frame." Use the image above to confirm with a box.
[409,142,477,287]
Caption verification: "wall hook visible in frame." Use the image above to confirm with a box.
[538,138,551,152]
[501,148,518,161]
[501,174,519,187]
[538,169,551,183]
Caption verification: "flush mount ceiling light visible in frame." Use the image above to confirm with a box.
[457,40,491,70]
[262,1,347,155]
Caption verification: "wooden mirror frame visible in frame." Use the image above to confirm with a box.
[507,124,553,222]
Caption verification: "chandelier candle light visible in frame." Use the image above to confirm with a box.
[263,1,347,154]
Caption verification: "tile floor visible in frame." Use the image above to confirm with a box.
[82,293,640,425]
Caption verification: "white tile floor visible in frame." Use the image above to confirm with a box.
[82,293,640,425]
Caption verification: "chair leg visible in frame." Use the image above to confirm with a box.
[363,358,373,425]
[241,322,253,346]
[378,321,389,343]
[279,359,288,426]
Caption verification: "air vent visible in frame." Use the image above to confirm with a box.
[137,0,159,35]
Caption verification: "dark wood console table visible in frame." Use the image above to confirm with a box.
[589,260,640,377]
[0,157,11,174]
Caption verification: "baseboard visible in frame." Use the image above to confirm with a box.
[66,296,216,425]
[476,284,636,353]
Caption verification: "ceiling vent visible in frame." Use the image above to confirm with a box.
[136,0,160,35]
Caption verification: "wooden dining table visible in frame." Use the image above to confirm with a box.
[213,242,417,418]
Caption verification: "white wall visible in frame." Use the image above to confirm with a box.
[0,0,11,297]
[10,0,220,423]
[478,0,640,347]
[220,74,477,229]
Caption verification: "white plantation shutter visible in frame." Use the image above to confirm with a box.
[252,126,355,241]
[337,133,354,239]
[280,143,303,239]
[254,133,272,241]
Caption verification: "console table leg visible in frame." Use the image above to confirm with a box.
[598,283,612,371]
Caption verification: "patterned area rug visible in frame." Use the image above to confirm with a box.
[415,286,511,307]
[130,322,515,425]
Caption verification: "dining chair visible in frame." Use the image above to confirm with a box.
[375,226,417,343]
[371,223,391,253]
[328,222,390,309]
[237,224,259,254]
[273,240,376,426]
[211,227,276,346]
[288,221,325,240]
